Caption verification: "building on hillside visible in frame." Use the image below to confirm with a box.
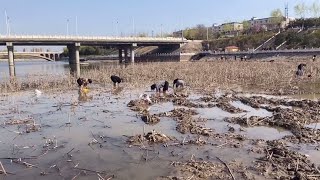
[249,17,293,31]
[225,46,239,52]
[212,22,243,33]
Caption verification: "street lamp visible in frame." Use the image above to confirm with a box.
[132,17,135,37]
[5,10,10,36]
[116,21,119,37]
[67,19,69,36]
[75,16,78,36]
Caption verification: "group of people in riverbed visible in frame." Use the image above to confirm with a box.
[76,75,185,96]
[76,56,314,97]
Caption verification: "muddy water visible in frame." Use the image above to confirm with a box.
[0,88,319,179]
[305,123,320,130]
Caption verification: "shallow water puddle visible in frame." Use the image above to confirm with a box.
[290,144,320,165]
[230,101,272,117]
[290,93,320,100]
[239,126,292,141]
[305,123,320,130]
[149,102,175,114]
[196,100,272,120]
[238,93,287,99]
[187,93,203,101]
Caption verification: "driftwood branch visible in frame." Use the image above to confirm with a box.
[216,156,235,180]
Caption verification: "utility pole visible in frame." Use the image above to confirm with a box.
[206,27,209,41]
[160,24,163,37]
[181,29,184,40]
[67,19,69,36]
[132,17,135,36]
[116,21,119,37]
[75,16,78,36]
[5,10,10,36]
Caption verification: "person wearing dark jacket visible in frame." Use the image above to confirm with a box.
[110,75,123,87]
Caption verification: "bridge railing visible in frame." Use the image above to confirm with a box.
[0,35,187,42]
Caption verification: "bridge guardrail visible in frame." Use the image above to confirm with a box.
[0,35,187,42]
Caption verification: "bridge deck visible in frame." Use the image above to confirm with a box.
[0,35,186,46]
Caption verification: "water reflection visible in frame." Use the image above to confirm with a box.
[0,60,70,79]
[0,59,126,81]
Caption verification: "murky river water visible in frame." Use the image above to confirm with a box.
[0,60,70,79]
[0,60,120,80]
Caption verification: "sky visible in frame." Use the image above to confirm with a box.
[0,0,317,37]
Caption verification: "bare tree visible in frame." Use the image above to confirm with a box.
[270,9,284,29]
[295,2,307,19]
[310,0,320,17]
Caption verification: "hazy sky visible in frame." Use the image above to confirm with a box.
[0,0,316,36]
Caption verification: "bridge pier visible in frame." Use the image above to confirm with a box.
[118,49,123,63]
[130,47,135,63]
[124,48,128,63]
[68,43,81,78]
[6,42,15,77]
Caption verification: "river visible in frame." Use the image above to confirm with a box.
[0,60,70,79]
[0,59,121,80]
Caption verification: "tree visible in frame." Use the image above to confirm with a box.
[310,0,320,17]
[195,24,207,39]
[270,9,284,29]
[242,20,250,31]
[295,3,307,19]
[222,23,233,32]
[271,8,283,17]
[137,32,148,37]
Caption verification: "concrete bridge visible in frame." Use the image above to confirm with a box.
[0,51,63,61]
[0,35,186,77]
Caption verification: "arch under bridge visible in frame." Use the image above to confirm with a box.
[0,51,63,61]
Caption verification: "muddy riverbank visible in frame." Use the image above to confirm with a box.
[0,85,319,179]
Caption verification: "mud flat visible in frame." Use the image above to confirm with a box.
[0,86,319,180]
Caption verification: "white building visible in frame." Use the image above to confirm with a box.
[249,17,294,31]
[212,22,243,33]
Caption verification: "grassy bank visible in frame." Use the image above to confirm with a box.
[1,60,320,94]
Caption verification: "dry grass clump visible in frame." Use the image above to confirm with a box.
[0,73,76,93]
[81,60,320,94]
[1,60,320,94]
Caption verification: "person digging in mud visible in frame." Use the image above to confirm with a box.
[77,78,93,93]
[110,75,123,88]
[151,81,169,94]
[296,63,306,77]
[173,78,185,89]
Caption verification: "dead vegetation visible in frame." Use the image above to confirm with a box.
[140,112,160,125]
[127,130,175,145]
[160,158,253,180]
[2,60,320,94]
[253,140,320,180]
[225,96,320,144]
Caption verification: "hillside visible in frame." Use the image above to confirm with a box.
[204,32,275,51]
